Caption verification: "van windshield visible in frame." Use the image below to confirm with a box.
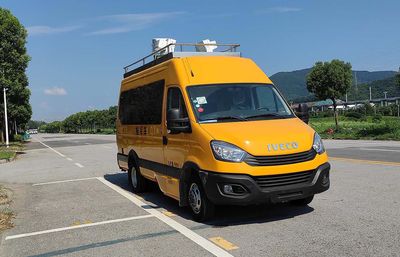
[187,83,294,123]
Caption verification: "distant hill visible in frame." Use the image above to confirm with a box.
[347,76,400,101]
[270,68,397,101]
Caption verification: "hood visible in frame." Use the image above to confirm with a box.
[199,118,315,156]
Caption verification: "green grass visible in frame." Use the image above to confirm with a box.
[0,142,23,160]
[0,151,15,160]
[310,116,400,140]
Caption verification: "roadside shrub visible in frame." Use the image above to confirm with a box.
[372,114,382,123]
[363,103,375,116]
[357,124,395,137]
[377,106,393,116]
[345,112,364,120]
[12,134,23,142]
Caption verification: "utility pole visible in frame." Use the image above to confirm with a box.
[354,71,358,100]
[369,87,372,101]
[396,99,400,118]
[3,88,9,148]
[383,91,388,107]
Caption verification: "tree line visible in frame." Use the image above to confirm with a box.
[0,8,32,142]
[37,106,117,134]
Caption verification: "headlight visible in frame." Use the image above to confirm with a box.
[313,133,325,154]
[211,140,246,162]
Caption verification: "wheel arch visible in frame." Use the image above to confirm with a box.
[179,161,201,207]
[127,149,140,169]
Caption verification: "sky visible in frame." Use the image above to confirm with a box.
[1,0,399,121]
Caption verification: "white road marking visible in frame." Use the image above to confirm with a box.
[75,163,84,168]
[360,147,400,153]
[97,177,233,257]
[33,137,65,157]
[102,145,112,149]
[5,214,153,240]
[84,143,90,145]
[66,157,73,161]
[33,177,98,186]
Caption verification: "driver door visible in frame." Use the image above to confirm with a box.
[162,86,190,200]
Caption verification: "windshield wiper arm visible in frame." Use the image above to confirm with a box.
[216,116,248,121]
[245,113,284,119]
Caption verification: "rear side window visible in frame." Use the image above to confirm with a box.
[119,80,164,125]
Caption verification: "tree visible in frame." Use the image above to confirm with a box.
[0,8,31,141]
[27,120,46,129]
[40,121,62,133]
[306,60,352,129]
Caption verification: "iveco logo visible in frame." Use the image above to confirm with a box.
[267,142,299,152]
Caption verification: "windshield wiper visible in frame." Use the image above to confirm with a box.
[216,116,248,122]
[245,113,286,120]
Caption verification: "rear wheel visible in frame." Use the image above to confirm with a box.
[128,163,147,193]
[188,176,215,221]
[291,195,314,206]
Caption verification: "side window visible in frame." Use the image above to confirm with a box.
[167,87,188,118]
[119,80,164,125]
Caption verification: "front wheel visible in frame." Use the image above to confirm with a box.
[188,177,215,221]
[291,195,314,206]
[128,164,147,193]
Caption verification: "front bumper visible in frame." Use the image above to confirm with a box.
[199,162,330,205]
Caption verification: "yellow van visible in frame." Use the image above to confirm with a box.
[117,43,330,220]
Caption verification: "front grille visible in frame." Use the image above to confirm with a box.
[244,148,316,166]
[253,170,314,189]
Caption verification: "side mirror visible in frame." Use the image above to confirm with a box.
[167,108,191,134]
[296,103,309,124]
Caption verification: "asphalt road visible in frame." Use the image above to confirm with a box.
[0,134,399,257]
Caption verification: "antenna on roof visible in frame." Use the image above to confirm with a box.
[195,39,217,52]
[152,38,176,58]
[123,41,240,77]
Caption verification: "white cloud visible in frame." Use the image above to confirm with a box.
[27,25,81,36]
[257,7,302,14]
[44,87,67,96]
[89,12,185,35]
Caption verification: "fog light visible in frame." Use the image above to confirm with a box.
[222,184,247,195]
[223,185,234,194]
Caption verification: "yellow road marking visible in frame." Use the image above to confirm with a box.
[330,157,400,167]
[162,211,176,217]
[72,220,92,226]
[209,237,239,251]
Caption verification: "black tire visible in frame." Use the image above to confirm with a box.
[291,195,314,206]
[188,175,215,221]
[128,162,147,193]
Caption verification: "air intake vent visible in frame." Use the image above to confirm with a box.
[244,149,317,166]
[253,170,315,189]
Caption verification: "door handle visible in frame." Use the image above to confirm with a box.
[163,136,168,145]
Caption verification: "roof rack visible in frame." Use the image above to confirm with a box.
[123,43,240,78]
